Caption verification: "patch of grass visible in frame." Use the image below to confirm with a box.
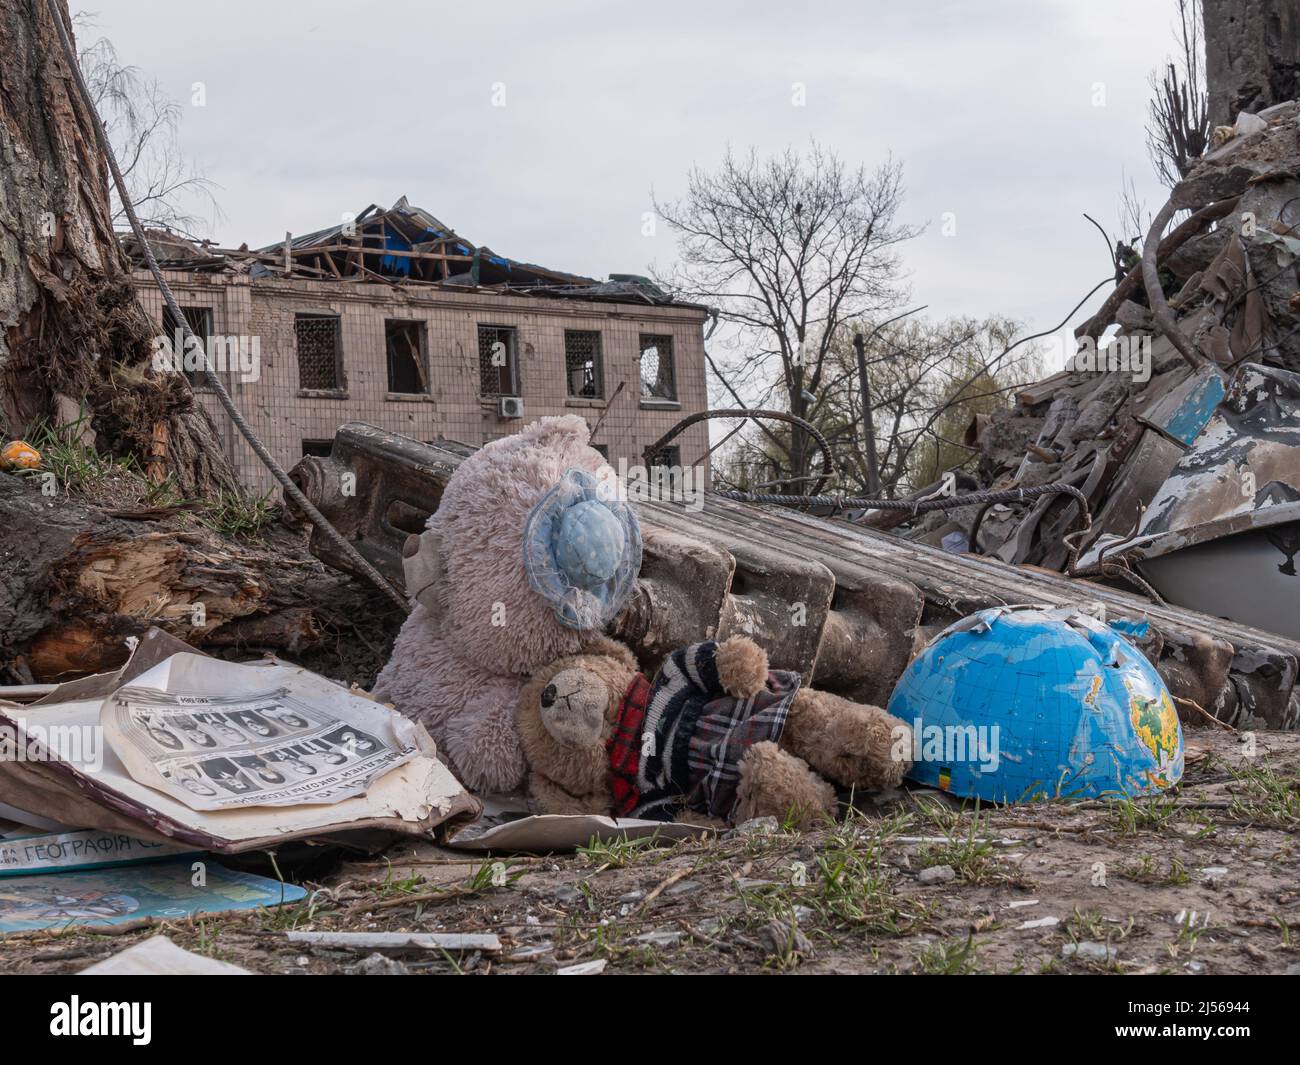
[911,795,964,835]
[914,932,982,974]
[578,832,671,872]
[1171,910,1207,954]
[1106,793,1183,837]
[739,820,928,936]
[1067,906,1107,940]
[1117,854,1191,886]
[375,859,426,897]
[1274,915,1296,950]
[915,810,1002,885]
[465,860,524,891]
[1227,761,1300,828]
[25,418,143,495]
[201,488,277,538]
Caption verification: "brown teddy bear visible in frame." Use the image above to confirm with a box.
[516,634,913,827]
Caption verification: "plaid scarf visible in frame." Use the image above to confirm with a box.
[606,641,800,821]
[607,672,652,817]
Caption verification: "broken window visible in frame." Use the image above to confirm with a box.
[564,330,603,399]
[161,305,214,386]
[385,320,427,395]
[295,314,343,391]
[478,324,519,397]
[648,444,681,470]
[647,444,683,495]
[639,334,676,401]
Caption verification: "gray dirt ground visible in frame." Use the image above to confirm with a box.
[5,727,1299,975]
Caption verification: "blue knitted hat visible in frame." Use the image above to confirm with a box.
[522,468,642,630]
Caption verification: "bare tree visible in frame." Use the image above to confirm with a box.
[717,315,1040,497]
[654,143,919,485]
[1146,0,1209,189]
[75,14,220,239]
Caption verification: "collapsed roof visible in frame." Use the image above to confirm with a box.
[119,196,686,307]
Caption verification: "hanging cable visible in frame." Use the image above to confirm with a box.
[45,0,410,614]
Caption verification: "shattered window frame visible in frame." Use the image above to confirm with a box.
[564,329,604,399]
[161,304,215,389]
[639,334,677,402]
[648,444,681,470]
[478,323,520,398]
[385,319,429,396]
[647,443,683,494]
[294,313,345,393]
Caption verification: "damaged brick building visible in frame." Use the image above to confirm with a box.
[124,198,711,493]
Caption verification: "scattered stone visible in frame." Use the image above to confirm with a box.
[664,879,703,897]
[1006,898,1040,909]
[556,959,608,975]
[347,952,411,976]
[1201,866,1229,880]
[635,929,684,948]
[617,889,645,904]
[505,942,554,961]
[730,816,779,837]
[734,878,779,891]
[553,884,585,906]
[1062,941,1117,963]
[1018,916,1060,930]
[918,864,956,884]
[757,918,814,960]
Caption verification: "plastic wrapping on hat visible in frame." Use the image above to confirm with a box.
[522,468,642,630]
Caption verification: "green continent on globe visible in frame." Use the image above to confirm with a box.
[1130,690,1178,764]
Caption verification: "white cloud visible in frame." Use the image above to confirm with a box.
[86,0,1180,338]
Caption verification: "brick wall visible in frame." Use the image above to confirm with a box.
[133,271,712,496]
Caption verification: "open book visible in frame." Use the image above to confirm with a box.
[0,629,478,854]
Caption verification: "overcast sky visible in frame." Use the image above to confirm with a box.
[86,0,1180,368]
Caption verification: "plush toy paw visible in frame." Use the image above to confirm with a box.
[734,741,836,828]
[715,635,770,699]
[784,689,912,791]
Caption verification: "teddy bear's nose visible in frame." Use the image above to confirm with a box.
[541,683,557,708]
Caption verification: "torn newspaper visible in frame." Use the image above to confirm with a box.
[102,653,420,811]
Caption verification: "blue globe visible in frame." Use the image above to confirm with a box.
[887,606,1183,803]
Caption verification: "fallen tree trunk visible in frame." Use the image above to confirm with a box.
[0,474,402,686]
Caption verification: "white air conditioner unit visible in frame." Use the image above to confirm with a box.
[498,395,524,419]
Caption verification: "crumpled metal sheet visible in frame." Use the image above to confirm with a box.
[1136,362,1300,549]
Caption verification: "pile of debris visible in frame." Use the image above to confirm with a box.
[953,103,1300,643]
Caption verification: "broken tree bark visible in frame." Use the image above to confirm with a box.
[0,0,238,496]
[0,474,402,686]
